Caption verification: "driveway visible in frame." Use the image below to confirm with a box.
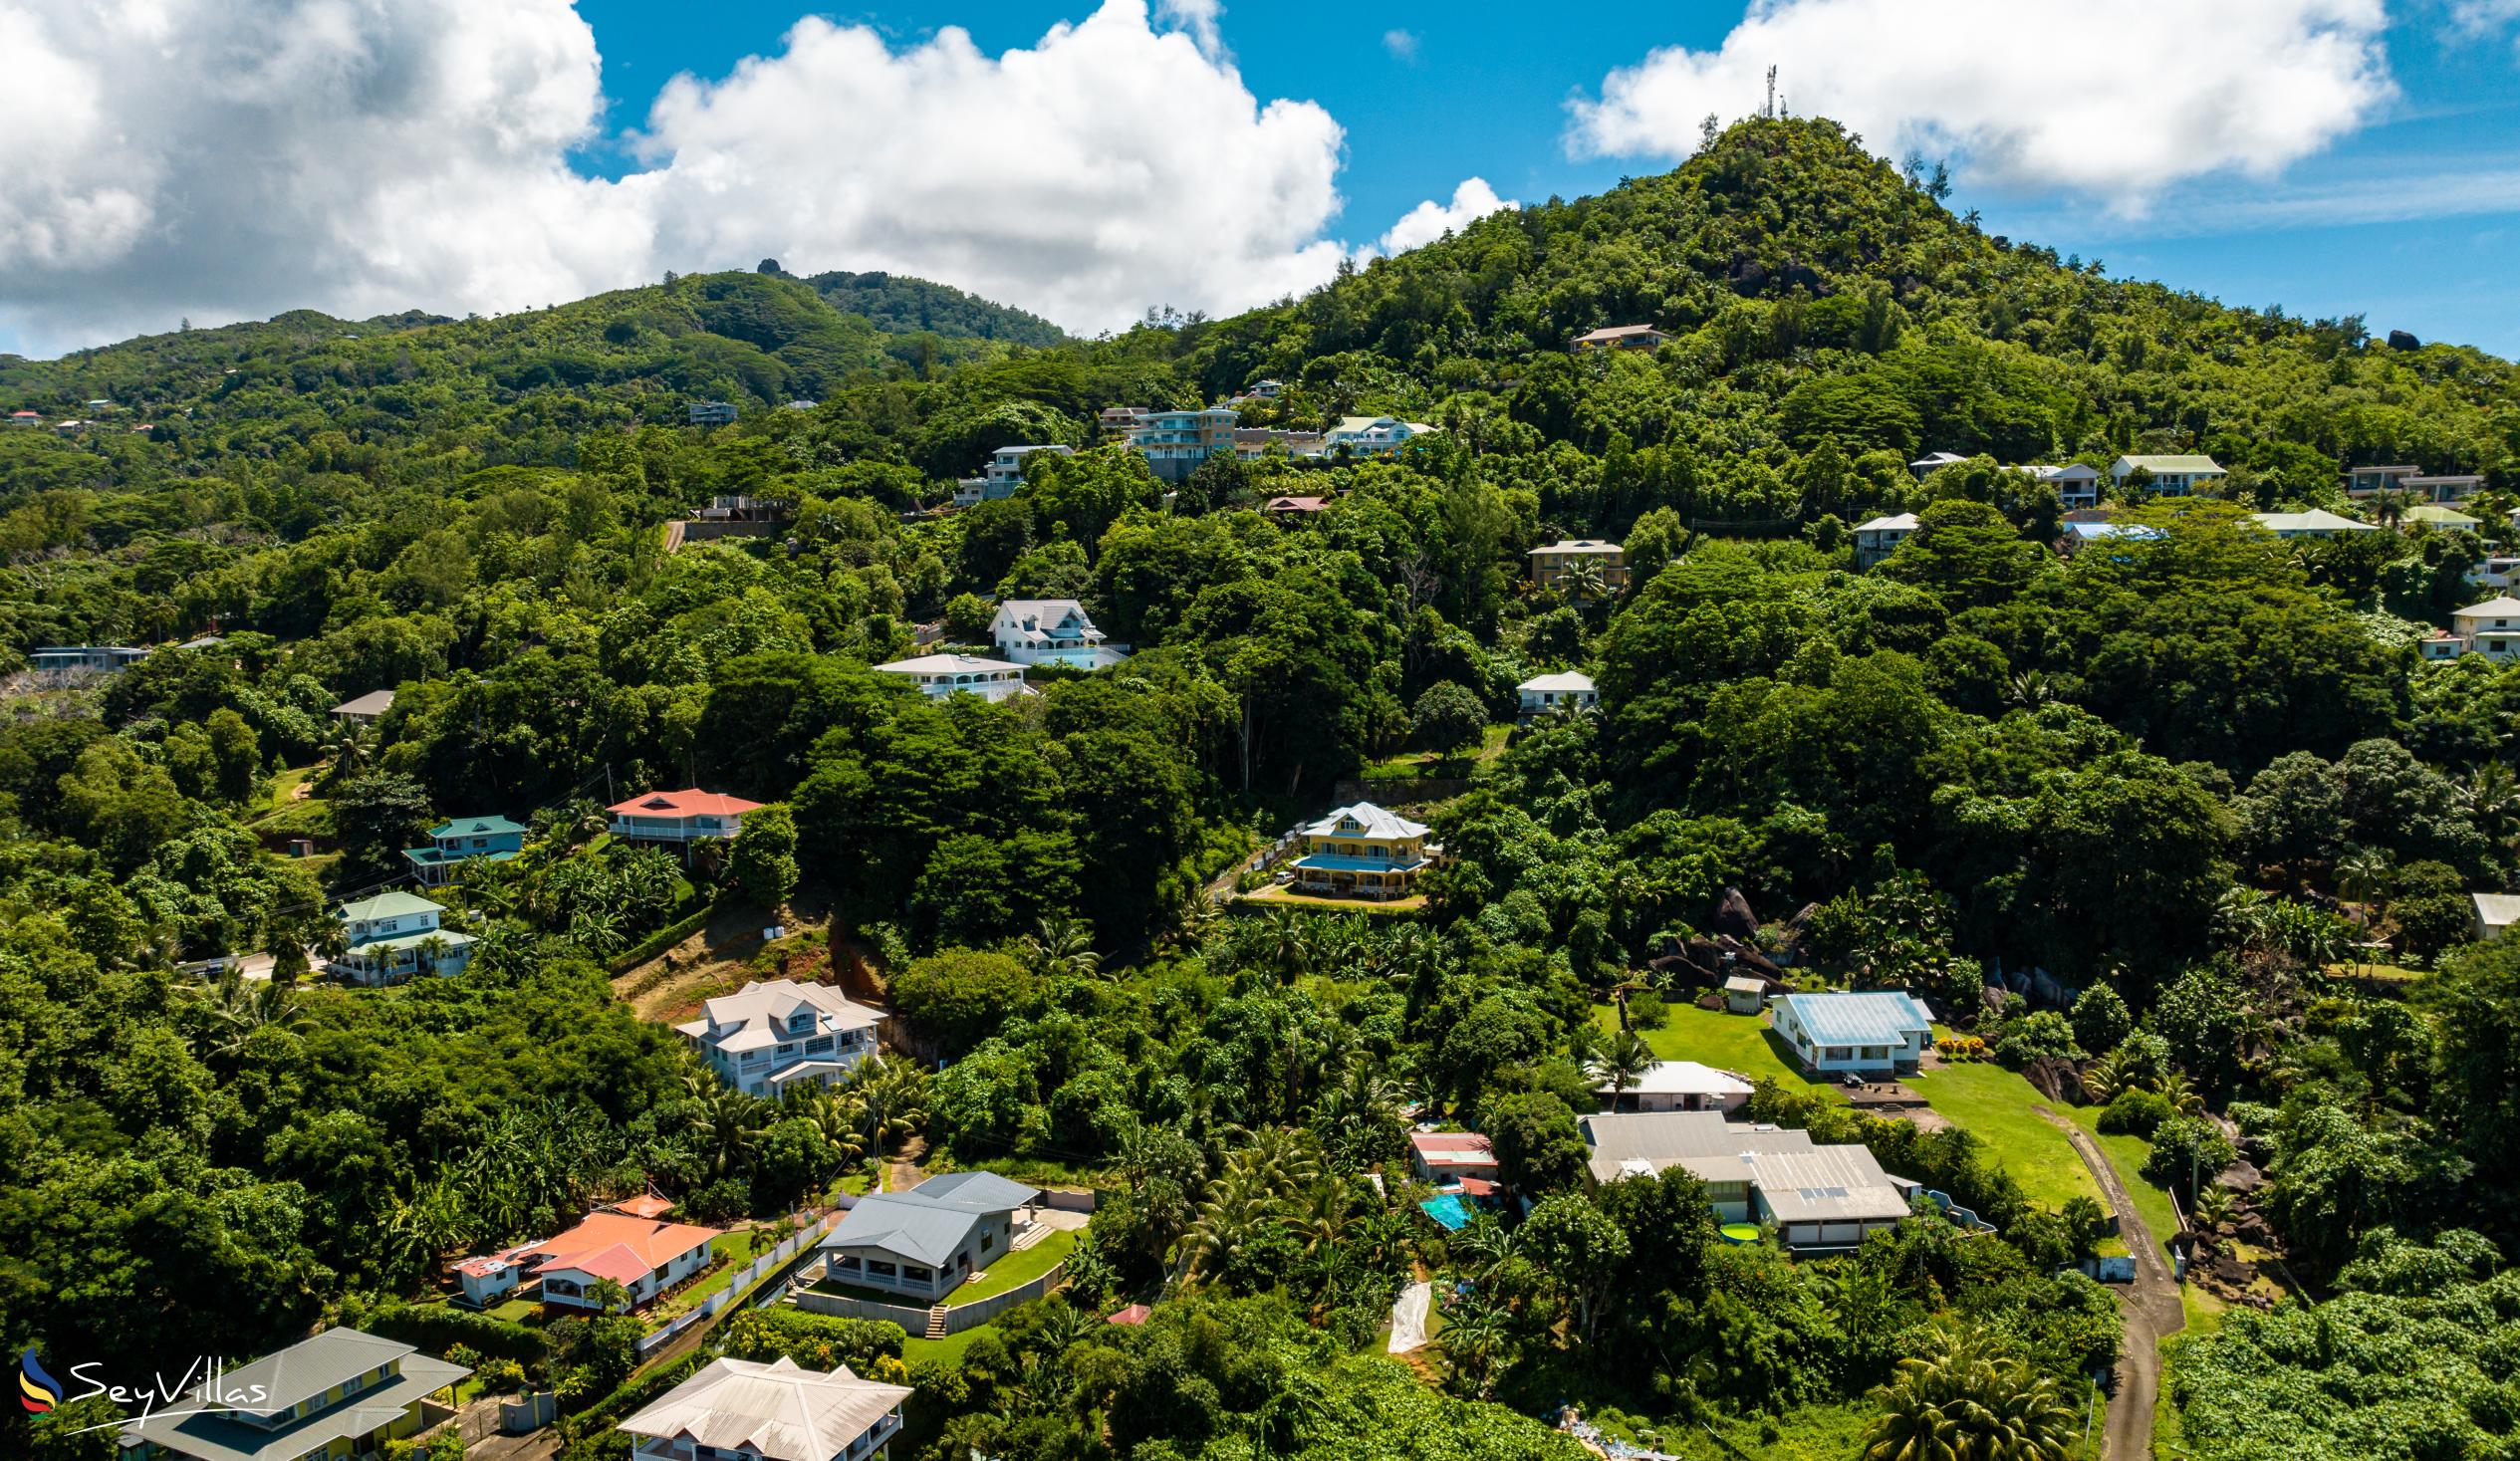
[2042,1109,2185,1461]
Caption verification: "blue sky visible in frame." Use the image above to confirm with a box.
[572,0,2520,354]
[5,0,2518,357]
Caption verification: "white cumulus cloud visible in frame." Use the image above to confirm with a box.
[1373,177,1514,255]
[1567,0,2396,204]
[0,0,1487,354]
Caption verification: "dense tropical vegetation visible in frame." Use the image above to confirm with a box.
[4,117,2520,1460]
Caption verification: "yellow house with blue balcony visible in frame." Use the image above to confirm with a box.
[1288,802,1439,901]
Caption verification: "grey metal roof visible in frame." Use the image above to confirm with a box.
[820,1173,1040,1268]
[1580,1110,1814,1185]
[1776,992,1934,1048]
[1743,1148,1910,1224]
[120,1329,468,1461]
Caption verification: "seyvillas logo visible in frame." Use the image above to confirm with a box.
[19,1347,61,1414]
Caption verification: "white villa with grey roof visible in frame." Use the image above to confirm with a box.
[679,979,885,1097]
[991,598,1129,669]
[121,1326,467,1461]
[1582,1110,1916,1252]
[620,1355,910,1461]
[819,1171,1041,1303]
[1771,991,1935,1075]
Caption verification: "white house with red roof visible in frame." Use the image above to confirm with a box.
[608,788,763,845]
[521,1207,724,1311]
[1407,1130,1500,1187]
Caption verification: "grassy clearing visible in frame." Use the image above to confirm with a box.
[959,1227,1079,1302]
[651,1230,764,1321]
[902,1325,998,1367]
[1591,1002,1841,1098]
[2061,1106,2183,1260]
[1683,1401,1874,1459]
[1238,885,1426,913]
[1903,1061,2104,1215]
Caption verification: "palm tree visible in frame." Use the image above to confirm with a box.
[1436,1289,1512,1399]
[1020,915,1102,981]
[2336,845,2392,917]
[414,932,453,977]
[684,1088,762,1179]
[1172,1166,1278,1290]
[1163,889,1220,952]
[1587,1027,1658,1108]
[1861,1325,2076,1461]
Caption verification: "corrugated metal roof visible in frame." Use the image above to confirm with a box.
[1777,992,1934,1048]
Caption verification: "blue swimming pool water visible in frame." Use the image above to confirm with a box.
[1419,1194,1472,1230]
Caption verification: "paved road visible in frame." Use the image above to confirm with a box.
[2042,1109,2184,1461]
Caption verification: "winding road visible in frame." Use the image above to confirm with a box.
[2040,1109,2185,1461]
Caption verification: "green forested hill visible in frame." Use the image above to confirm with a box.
[805,268,1070,347]
[8,117,2520,1461]
[0,268,1042,462]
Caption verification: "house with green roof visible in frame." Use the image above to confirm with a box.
[2108,454,2227,497]
[403,814,527,886]
[121,1325,466,1461]
[330,891,475,985]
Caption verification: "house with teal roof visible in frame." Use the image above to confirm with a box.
[404,814,527,885]
[330,890,475,985]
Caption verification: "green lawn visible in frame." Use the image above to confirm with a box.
[1903,1061,2104,1215]
[651,1230,765,1322]
[902,1325,998,1367]
[1590,1002,1841,1098]
[2062,1106,2182,1262]
[958,1228,1079,1303]
[485,1298,539,1325]
[1239,885,1426,914]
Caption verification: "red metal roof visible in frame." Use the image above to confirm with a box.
[607,788,764,819]
[609,1195,676,1219]
[1106,1304,1152,1326]
[527,1211,721,1281]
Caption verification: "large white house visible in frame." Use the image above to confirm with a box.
[1582,1110,1914,1252]
[2109,454,2227,496]
[1771,991,1935,1075]
[620,1356,910,1461]
[1517,671,1598,719]
[330,891,475,984]
[1852,513,1918,569]
[1324,415,1437,458]
[991,599,1128,669]
[679,979,885,1097]
[875,653,1032,703]
[2250,508,2376,540]
[2421,596,2520,662]
[2024,462,2103,507]
[952,444,1073,507]
[1596,1060,1754,1114]
[819,1171,1041,1303]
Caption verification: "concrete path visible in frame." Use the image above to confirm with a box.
[2039,1108,2185,1461]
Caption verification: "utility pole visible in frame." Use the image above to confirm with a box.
[1765,65,1778,120]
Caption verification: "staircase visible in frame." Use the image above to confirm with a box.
[923,1304,949,1340]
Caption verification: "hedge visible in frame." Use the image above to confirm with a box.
[356,1300,550,1364]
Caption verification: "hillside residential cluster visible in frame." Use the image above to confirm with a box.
[21,111,2520,1461]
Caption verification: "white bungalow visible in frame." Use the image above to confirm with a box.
[1517,671,1598,718]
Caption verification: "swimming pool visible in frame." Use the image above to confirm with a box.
[1419,1193,1473,1230]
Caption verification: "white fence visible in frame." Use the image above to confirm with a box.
[635,1211,845,1356]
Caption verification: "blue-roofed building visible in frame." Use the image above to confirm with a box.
[1773,991,1935,1076]
[403,814,527,885]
